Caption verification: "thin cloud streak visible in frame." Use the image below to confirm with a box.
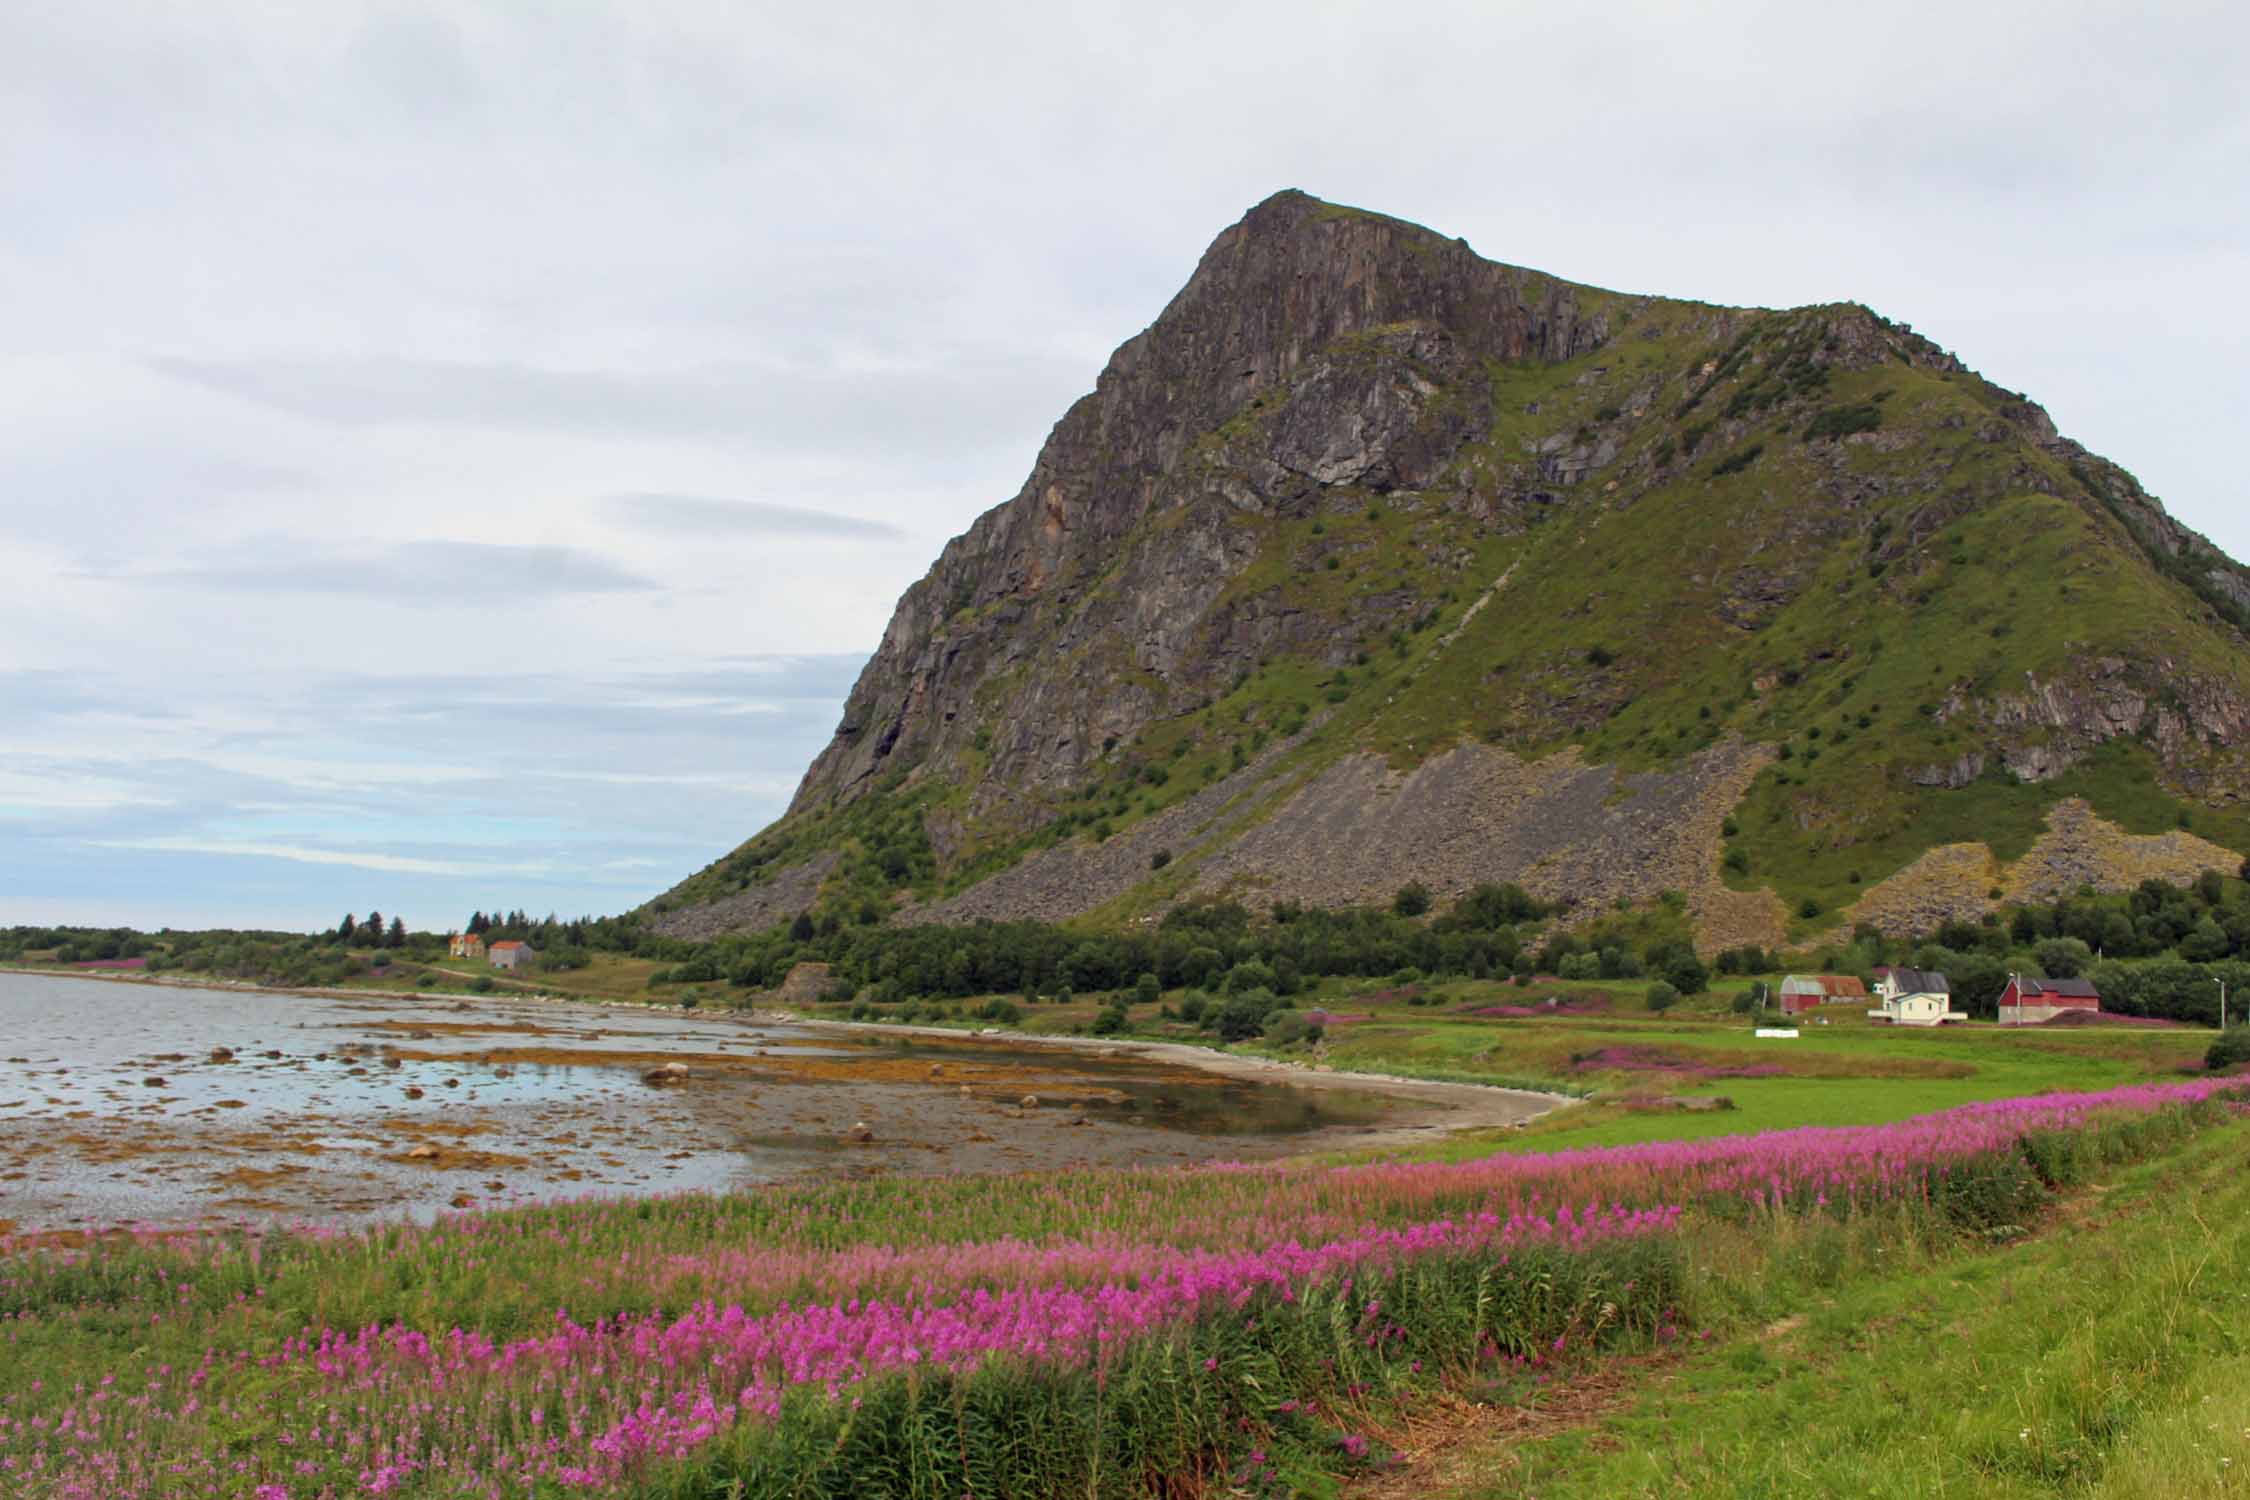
[84,541,662,599]
[146,352,1090,456]
[601,493,908,540]
[90,838,546,879]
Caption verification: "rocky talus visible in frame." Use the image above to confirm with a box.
[1844,799,2241,932]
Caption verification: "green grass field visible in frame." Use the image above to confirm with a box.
[798,970,2217,1155]
[1431,1117,2250,1499]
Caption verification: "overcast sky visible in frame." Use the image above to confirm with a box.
[4,2,2245,933]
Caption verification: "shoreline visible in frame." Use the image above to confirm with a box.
[2,963,1577,1153]
[784,1014,1576,1148]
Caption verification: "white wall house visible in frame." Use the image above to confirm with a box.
[1871,966,1966,1026]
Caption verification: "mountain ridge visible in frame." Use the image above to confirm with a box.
[650,190,2250,949]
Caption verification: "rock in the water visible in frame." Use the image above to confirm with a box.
[405,1144,439,1160]
[844,1121,875,1144]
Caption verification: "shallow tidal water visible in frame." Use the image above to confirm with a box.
[0,971,1392,1232]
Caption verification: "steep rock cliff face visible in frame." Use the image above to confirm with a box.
[652,191,2250,945]
[788,192,1611,818]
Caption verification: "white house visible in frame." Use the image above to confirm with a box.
[1870,966,1965,1026]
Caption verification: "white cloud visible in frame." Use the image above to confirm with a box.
[89,539,662,599]
[91,838,531,879]
[601,493,907,540]
[0,768,172,815]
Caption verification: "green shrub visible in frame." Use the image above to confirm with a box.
[1215,989,1278,1042]
[1804,403,1883,441]
[1710,443,1764,477]
[1645,981,1681,1013]
[469,975,496,994]
[1223,960,1276,995]
[1392,883,1432,918]
[2207,1026,2250,1073]
[1262,1010,1322,1047]
[1091,1004,1128,1036]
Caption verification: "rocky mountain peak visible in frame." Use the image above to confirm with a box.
[656,192,2250,951]
[789,192,1615,816]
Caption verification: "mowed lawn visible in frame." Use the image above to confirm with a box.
[1309,1009,2214,1155]
[1421,1116,2250,1499]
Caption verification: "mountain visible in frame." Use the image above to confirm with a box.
[649,190,2250,951]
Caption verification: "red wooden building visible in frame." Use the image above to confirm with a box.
[1778,974,1869,1015]
[1997,975,2102,1026]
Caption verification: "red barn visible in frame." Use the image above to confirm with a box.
[1997,975,2102,1026]
[1778,974,1869,1015]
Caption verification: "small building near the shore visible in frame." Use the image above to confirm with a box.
[1778,973,1869,1015]
[1871,966,1964,1026]
[1997,974,2102,1026]
[488,940,535,971]
[448,931,484,960]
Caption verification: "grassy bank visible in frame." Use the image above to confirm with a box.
[1429,1115,2250,1498]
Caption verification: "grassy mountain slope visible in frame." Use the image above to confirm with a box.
[650,191,2250,947]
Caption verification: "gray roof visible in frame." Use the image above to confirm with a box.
[1882,967,1950,995]
[2021,975,2101,999]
